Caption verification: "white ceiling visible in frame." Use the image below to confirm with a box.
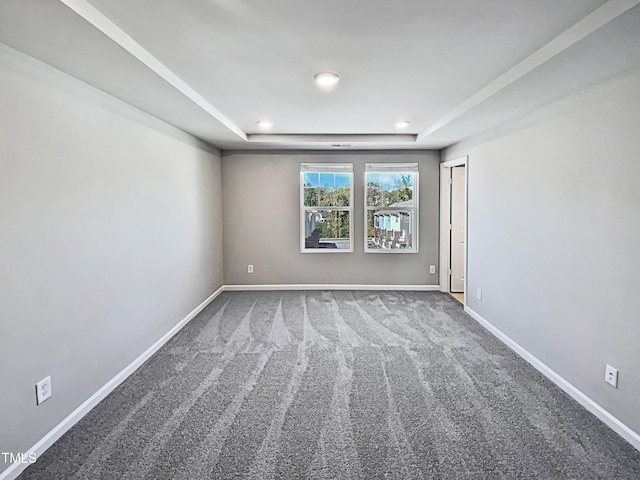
[1,0,639,151]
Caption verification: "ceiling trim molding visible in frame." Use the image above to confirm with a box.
[247,134,417,144]
[58,0,247,141]
[417,0,640,142]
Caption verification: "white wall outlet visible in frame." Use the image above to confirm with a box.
[605,364,618,388]
[36,376,52,405]
[476,288,482,300]
[429,265,436,274]
[247,264,254,274]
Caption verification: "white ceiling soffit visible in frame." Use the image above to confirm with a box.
[58,0,246,141]
[424,3,640,147]
[0,0,244,147]
[1,0,639,150]
[417,0,640,143]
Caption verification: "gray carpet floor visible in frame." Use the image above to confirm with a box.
[18,291,640,479]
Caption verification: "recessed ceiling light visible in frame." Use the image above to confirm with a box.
[395,120,410,129]
[314,72,340,87]
[257,120,273,129]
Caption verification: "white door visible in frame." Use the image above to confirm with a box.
[450,166,465,292]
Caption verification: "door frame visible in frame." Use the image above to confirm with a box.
[439,156,468,303]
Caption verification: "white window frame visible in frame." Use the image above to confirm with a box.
[364,163,419,253]
[300,163,354,253]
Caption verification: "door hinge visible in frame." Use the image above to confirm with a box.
[448,269,452,275]
[449,178,453,185]
[448,224,452,230]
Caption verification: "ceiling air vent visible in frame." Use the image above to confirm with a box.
[331,143,354,148]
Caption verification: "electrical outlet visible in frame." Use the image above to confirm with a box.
[605,364,618,388]
[36,376,52,405]
[429,265,436,274]
[247,264,254,274]
[476,288,482,300]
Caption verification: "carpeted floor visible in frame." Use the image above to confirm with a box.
[18,291,640,479]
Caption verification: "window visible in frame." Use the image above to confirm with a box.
[364,163,418,253]
[301,164,354,252]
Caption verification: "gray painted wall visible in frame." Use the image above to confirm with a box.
[0,47,223,472]
[443,69,640,435]
[222,151,440,286]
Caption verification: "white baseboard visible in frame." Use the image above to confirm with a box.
[223,284,441,291]
[464,306,640,452]
[0,286,224,480]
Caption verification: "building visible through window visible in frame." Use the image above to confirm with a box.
[365,163,418,253]
[300,164,354,252]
